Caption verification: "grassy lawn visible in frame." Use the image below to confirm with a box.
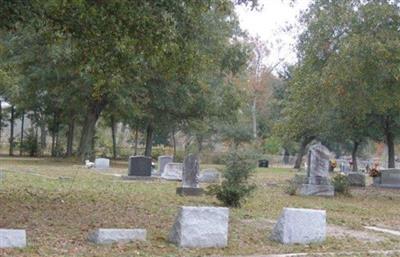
[1,157,400,256]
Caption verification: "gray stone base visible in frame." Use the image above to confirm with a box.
[347,172,366,187]
[374,184,400,189]
[88,228,146,244]
[121,176,158,181]
[299,184,334,196]
[176,187,204,196]
[0,229,26,248]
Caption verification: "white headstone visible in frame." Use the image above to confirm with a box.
[169,206,229,248]
[161,163,183,180]
[158,156,173,174]
[95,158,110,169]
[0,229,27,248]
[270,208,326,244]
[199,169,220,183]
[88,228,146,244]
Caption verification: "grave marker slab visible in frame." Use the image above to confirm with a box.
[169,206,229,248]
[199,169,220,183]
[270,208,326,245]
[347,172,366,187]
[177,154,204,196]
[374,169,400,188]
[128,156,152,176]
[0,229,26,248]
[161,163,183,181]
[158,156,173,175]
[88,229,146,244]
[95,158,110,169]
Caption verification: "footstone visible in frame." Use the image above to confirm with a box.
[128,156,152,176]
[158,155,173,175]
[270,208,326,245]
[347,172,366,187]
[88,229,146,244]
[0,229,26,248]
[299,184,334,196]
[95,158,110,169]
[199,169,220,183]
[169,206,229,248]
[176,187,204,196]
[161,163,183,180]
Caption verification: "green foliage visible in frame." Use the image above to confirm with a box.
[263,136,282,155]
[332,173,351,196]
[20,128,39,157]
[284,174,305,196]
[207,150,256,207]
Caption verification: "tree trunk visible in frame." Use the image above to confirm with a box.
[19,110,25,156]
[351,140,359,172]
[111,115,117,159]
[294,136,314,169]
[283,148,290,164]
[78,103,105,161]
[40,121,47,156]
[386,132,395,168]
[66,118,75,157]
[251,95,257,139]
[134,127,139,156]
[55,122,60,157]
[0,100,2,144]
[196,135,203,153]
[172,128,177,161]
[9,105,15,156]
[144,123,154,157]
[384,117,395,168]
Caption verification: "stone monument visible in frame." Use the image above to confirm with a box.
[0,229,26,248]
[94,158,110,169]
[158,155,173,175]
[270,208,326,244]
[88,228,147,244]
[176,154,204,196]
[161,163,183,180]
[299,143,334,196]
[169,206,229,248]
[122,156,155,180]
[373,169,400,188]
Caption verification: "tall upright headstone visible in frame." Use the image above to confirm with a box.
[299,143,334,196]
[128,156,152,176]
[176,154,204,196]
[158,155,173,175]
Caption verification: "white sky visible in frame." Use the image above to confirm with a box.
[236,0,311,72]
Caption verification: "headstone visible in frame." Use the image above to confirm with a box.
[270,208,326,245]
[374,169,400,188]
[158,155,173,174]
[161,163,183,181]
[347,172,366,187]
[128,156,152,176]
[176,154,204,196]
[299,143,334,196]
[169,206,229,248]
[88,229,146,244]
[199,169,220,183]
[95,158,110,169]
[258,159,269,168]
[0,229,27,248]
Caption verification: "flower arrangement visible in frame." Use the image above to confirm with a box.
[369,163,380,177]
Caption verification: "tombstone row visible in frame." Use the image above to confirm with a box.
[1,206,326,249]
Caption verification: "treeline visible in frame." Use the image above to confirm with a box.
[274,0,400,169]
[0,1,258,160]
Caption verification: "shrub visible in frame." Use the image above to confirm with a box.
[21,128,39,157]
[285,174,306,195]
[332,172,350,195]
[207,150,256,207]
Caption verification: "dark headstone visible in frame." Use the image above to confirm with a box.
[128,156,152,176]
[374,169,400,188]
[258,160,269,168]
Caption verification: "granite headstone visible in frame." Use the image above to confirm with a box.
[128,156,152,176]
[158,155,173,175]
[177,154,204,196]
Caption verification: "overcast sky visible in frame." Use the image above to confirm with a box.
[236,0,311,71]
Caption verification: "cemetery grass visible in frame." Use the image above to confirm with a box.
[1,158,400,256]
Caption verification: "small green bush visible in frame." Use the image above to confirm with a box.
[21,128,39,157]
[207,150,256,207]
[332,172,350,196]
[285,174,306,195]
